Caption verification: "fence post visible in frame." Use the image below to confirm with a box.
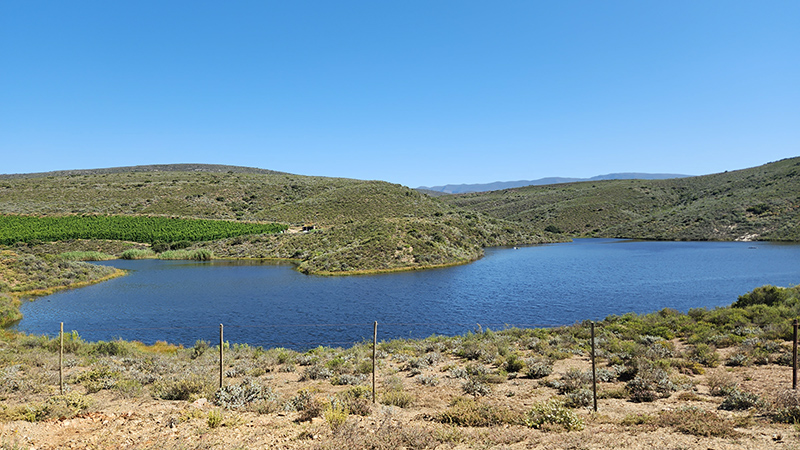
[372,321,377,404]
[793,319,797,390]
[59,322,64,395]
[219,323,224,390]
[591,321,597,412]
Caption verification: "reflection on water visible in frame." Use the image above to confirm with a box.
[15,239,800,349]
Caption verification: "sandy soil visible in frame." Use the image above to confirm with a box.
[1,350,798,450]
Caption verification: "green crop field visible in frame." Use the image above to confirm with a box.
[0,215,287,246]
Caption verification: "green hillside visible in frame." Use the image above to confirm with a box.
[442,157,800,241]
[0,166,559,275]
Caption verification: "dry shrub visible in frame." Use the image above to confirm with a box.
[706,370,738,396]
[772,389,800,423]
[313,410,440,450]
[437,397,522,427]
[152,374,214,401]
[0,392,92,422]
[380,390,415,408]
[525,398,584,431]
[655,407,737,437]
[337,386,372,416]
[288,388,324,422]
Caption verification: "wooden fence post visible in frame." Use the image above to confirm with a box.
[591,321,597,412]
[793,319,797,390]
[59,322,64,395]
[373,321,377,403]
[220,323,224,390]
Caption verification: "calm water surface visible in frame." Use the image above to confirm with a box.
[15,239,800,349]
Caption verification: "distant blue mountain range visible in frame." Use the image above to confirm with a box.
[417,173,691,194]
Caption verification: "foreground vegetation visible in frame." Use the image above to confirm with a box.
[443,156,800,241]
[1,284,800,449]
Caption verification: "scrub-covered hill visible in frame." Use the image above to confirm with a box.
[0,165,560,275]
[442,157,800,242]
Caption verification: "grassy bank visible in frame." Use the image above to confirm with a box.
[0,250,125,327]
[1,284,799,449]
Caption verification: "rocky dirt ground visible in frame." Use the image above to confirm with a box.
[2,345,799,450]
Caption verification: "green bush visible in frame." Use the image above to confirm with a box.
[734,285,788,308]
[207,409,223,428]
[503,353,525,373]
[121,249,155,260]
[91,339,133,356]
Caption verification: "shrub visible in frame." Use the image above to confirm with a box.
[380,390,415,408]
[214,379,275,410]
[772,389,800,423]
[725,351,750,367]
[191,340,209,359]
[550,368,591,394]
[462,378,491,397]
[733,285,788,308]
[207,409,223,428]
[525,358,554,379]
[626,364,674,403]
[151,242,170,253]
[719,389,763,411]
[121,249,154,260]
[707,371,738,397]
[437,397,522,427]
[323,401,349,430]
[331,373,365,386]
[655,407,737,437]
[301,365,333,381]
[91,339,132,357]
[75,367,121,394]
[525,399,584,431]
[564,388,593,408]
[4,393,93,422]
[336,386,372,416]
[688,344,720,367]
[503,353,525,373]
[153,374,214,401]
[288,389,323,421]
[416,374,439,386]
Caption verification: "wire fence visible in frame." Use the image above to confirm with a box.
[42,319,800,413]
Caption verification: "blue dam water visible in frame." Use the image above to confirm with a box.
[14,239,800,349]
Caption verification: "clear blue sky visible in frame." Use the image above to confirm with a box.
[2,1,798,187]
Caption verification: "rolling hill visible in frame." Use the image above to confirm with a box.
[440,157,800,242]
[0,165,559,275]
